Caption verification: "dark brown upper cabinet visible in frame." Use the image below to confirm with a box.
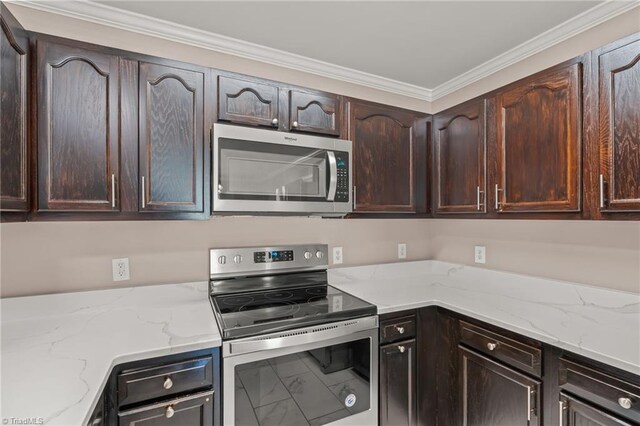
[36,40,120,212]
[349,100,427,213]
[218,73,343,137]
[138,61,206,213]
[289,89,341,136]
[595,34,640,213]
[218,75,279,129]
[434,99,486,214]
[494,61,582,213]
[459,346,541,426]
[0,3,29,213]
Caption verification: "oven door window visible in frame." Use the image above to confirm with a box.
[234,338,371,425]
[219,138,329,201]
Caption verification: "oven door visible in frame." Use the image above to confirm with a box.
[213,123,352,215]
[222,316,378,426]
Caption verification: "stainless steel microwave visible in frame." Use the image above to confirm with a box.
[212,123,352,216]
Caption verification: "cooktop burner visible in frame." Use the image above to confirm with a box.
[211,284,375,339]
[209,245,377,340]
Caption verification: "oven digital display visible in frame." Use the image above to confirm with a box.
[254,250,294,263]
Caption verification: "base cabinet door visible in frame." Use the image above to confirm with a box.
[36,40,120,212]
[494,62,582,213]
[460,347,540,426]
[138,61,206,213]
[118,391,213,426]
[380,340,417,426]
[0,3,29,212]
[596,35,640,212]
[560,394,633,426]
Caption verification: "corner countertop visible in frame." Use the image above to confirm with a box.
[0,281,220,426]
[329,260,640,376]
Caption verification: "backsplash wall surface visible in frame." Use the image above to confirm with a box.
[1,219,638,297]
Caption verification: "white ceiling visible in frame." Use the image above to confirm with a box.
[96,1,601,89]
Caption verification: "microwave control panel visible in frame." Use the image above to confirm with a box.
[335,152,350,202]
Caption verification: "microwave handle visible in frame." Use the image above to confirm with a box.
[327,151,338,201]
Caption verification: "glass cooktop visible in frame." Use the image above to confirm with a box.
[211,284,376,339]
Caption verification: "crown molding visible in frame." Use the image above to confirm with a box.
[431,1,640,100]
[11,0,640,103]
[12,0,434,101]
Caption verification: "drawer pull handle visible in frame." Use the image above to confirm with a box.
[292,121,299,128]
[486,342,497,351]
[618,397,633,409]
[271,118,278,126]
[398,345,406,353]
[396,326,405,334]
[163,377,173,390]
[165,405,175,418]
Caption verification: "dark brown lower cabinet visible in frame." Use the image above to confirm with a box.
[560,394,633,426]
[459,346,541,426]
[118,391,213,426]
[380,339,417,426]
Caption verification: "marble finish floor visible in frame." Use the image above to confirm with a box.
[234,352,370,425]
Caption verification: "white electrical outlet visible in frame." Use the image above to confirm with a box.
[333,247,343,265]
[112,258,130,281]
[398,243,407,259]
[474,246,486,264]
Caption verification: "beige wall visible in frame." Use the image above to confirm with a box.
[429,220,640,294]
[0,218,432,297]
[1,219,638,297]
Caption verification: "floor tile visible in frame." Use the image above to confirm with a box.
[254,398,309,426]
[299,352,361,387]
[308,409,351,426]
[238,364,290,408]
[235,387,260,426]
[281,371,344,420]
[269,353,310,379]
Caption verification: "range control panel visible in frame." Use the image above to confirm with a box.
[210,244,328,279]
[334,152,350,203]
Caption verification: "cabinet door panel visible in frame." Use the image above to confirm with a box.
[496,63,581,212]
[0,5,29,212]
[380,340,417,426]
[289,89,340,136]
[598,38,640,212]
[561,394,632,426]
[460,347,540,426]
[37,41,119,211]
[350,102,418,212]
[434,100,486,213]
[218,76,279,128]
[139,62,205,212]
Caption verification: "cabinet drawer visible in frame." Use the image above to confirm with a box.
[560,358,640,423]
[118,390,213,426]
[118,356,213,407]
[459,321,541,377]
[381,315,416,344]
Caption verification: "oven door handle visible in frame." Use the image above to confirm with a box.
[327,151,338,201]
[227,316,377,356]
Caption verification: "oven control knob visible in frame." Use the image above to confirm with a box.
[233,255,243,264]
[304,251,312,260]
[217,256,226,265]
[315,251,324,259]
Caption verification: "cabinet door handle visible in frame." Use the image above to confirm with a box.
[353,185,357,209]
[527,386,531,422]
[495,184,502,210]
[486,342,497,351]
[559,399,565,426]
[599,174,606,209]
[398,345,405,353]
[165,405,175,418]
[141,176,146,209]
[292,121,299,128]
[163,377,173,390]
[271,117,278,126]
[476,186,484,211]
[618,397,633,409]
[111,174,116,208]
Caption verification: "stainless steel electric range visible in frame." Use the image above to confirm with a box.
[209,244,378,426]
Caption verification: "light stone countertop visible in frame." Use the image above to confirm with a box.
[0,281,220,426]
[328,260,640,376]
[1,260,638,425]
